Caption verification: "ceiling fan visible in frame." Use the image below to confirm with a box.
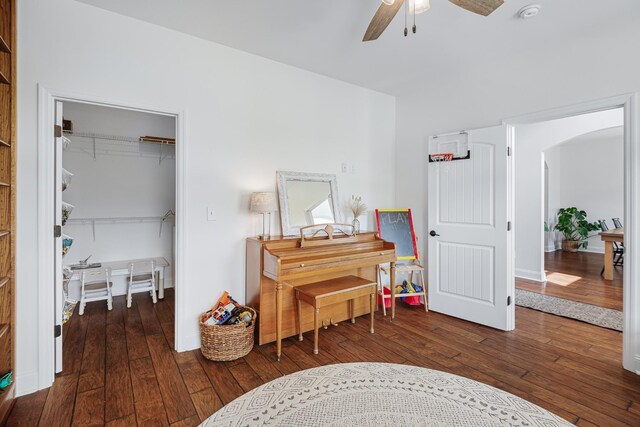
[363,0,505,41]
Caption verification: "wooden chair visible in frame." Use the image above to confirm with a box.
[79,267,113,315]
[295,275,376,355]
[126,260,157,308]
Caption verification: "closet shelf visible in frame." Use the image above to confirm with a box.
[63,131,175,163]
[0,71,8,85]
[0,35,9,54]
[65,215,174,241]
[64,131,175,146]
[66,216,171,224]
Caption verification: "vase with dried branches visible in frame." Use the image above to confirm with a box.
[349,195,367,234]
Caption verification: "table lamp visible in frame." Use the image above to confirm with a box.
[250,192,278,240]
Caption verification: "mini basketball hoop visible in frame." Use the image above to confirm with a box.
[429,153,454,171]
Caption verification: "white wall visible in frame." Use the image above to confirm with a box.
[17,0,396,395]
[395,12,640,280]
[545,127,624,253]
[61,102,177,298]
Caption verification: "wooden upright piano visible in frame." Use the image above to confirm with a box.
[246,228,396,360]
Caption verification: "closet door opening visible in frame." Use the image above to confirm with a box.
[54,101,177,374]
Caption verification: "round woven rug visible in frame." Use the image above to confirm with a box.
[201,362,573,427]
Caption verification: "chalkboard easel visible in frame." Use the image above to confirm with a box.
[375,209,419,261]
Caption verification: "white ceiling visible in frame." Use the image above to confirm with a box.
[75,0,640,95]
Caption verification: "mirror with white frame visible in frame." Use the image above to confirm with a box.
[276,171,343,236]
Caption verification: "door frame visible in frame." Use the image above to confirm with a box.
[503,93,640,373]
[36,85,188,389]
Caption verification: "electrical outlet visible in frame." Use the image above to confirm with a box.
[207,207,216,221]
[341,163,348,173]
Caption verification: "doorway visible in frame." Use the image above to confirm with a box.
[541,125,624,308]
[37,87,186,390]
[505,96,638,373]
[54,101,177,373]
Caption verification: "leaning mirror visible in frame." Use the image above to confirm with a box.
[276,171,342,236]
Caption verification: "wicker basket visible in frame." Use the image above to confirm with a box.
[199,307,256,361]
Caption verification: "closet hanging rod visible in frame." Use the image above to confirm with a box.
[65,216,170,224]
[63,131,176,145]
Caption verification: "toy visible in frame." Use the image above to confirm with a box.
[0,371,12,390]
[395,280,423,306]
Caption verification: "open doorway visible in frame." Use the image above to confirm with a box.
[542,126,624,309]
[512,107,626,362]
[54,101,177,374]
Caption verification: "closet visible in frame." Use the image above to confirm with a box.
[55,102,176,371]
[0,0,15,421]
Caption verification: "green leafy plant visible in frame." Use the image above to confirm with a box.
[553,207,600,249]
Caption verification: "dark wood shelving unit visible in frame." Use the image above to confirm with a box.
[0,0,16,422]
[0,36,8,54]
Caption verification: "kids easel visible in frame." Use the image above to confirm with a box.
[375,209,428,317]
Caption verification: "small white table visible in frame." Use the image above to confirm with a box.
[68,257,169,299]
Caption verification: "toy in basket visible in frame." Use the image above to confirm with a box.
[200,291,257,361]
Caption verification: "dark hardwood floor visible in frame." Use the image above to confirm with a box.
[7,257,639,426]
[517,251,623,310]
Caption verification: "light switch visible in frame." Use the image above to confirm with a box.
[207,207,216,221]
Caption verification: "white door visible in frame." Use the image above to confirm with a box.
[54,101,64,373]
[427,125,514,330]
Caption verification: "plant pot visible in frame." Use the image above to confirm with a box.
[561,240,580,252]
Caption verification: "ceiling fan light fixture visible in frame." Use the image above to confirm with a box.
[518,4,541,19]
[410,0,431,15]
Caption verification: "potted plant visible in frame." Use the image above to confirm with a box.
[553,207,600,252]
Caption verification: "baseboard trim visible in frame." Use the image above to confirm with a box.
[177,330,201,353]
[515,268,546,283]
[16,370,39,397]
[580,247,605,254]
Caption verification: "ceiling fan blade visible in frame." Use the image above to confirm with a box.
[363,0,405,42]
[449,0,504,16]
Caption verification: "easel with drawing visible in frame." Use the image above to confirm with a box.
[375,209,428,317]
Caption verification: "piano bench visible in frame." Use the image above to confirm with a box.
[295,275,377,355]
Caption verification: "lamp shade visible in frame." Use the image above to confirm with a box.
[250,192,278,213]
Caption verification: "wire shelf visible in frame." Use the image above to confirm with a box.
[64,212,175,241]
[63,131,175,163]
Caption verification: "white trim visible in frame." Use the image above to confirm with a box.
[506,125,516,331]
[34,85,188,393]
[15,370,39,397]
[515,268,546,283]
[504,93,640,374]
